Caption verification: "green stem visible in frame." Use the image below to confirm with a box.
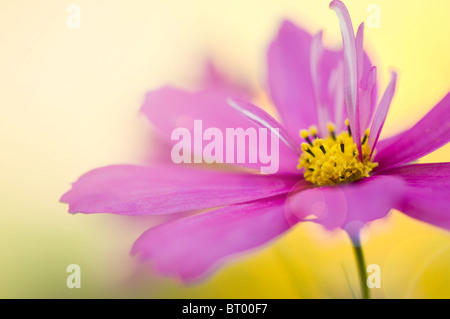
[350,232,370,299]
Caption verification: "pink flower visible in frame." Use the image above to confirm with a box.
[61,0,450,285]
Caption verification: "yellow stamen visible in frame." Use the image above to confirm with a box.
[297,123,378,186]
[345,118,352,137]
[309,125,318,137]
[327,123,335,132]
[300,130,310,139]
[327,122,336,140]
[301,142,315,157]
[361,129,370,144]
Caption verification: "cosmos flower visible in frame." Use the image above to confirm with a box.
[61,0,449,295]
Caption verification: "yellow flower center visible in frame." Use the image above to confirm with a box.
[297,121,378,186]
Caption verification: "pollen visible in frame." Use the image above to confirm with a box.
[297,123,378,186]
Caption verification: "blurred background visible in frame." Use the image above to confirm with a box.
[1,0,449,298]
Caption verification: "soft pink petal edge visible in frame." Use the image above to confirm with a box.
[375,92,450,170]
[131,194,305,282]
[141,86,300,175]
[286,175,406,238]
[381,163,450,230]
[60,164,300,215]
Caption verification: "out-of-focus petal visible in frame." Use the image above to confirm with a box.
[146,62,252,165]
[226,97,301,156]
[131,195,296,282]
[141,87,299,175]
[368,71,397,156]
[310,31,346,135]
[310,31,328,135]
[359,66,377,129]
[381,163,450,230]
[267,16,375,137]
[60,164,300,215]
[267,20,317,135]
[328,60,346,131]
[374,92,450,170]
[356,23,377,132]
[355,23,365,85]
[286,175,406,237]
[201,59,251,98]
[330,0,360,151]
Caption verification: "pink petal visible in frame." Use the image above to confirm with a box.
[60,164,299,215]
[267,20,317,135]
[312,33,368,135]
[286,175,406,236]
[368,71,397,156]
[226,97,301,156]
[359,66,377,129]
[131,195,298,281]
[141,87,299,175]
[267,17,375,137]
[201,59,251,98]
[310,31,328,135]
[381,163,450,230]
[146,61,251,165]
[330,0,360,149]
[355,24,377,131]
[374,92,450,170]
[328,60,346,132]
[310,31,345,135]
[354,22,373,148]
[355,23,365,85]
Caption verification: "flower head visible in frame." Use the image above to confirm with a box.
[298,123,377,186]
[61,0,450,283]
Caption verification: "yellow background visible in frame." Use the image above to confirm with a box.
[1,0,449,298]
